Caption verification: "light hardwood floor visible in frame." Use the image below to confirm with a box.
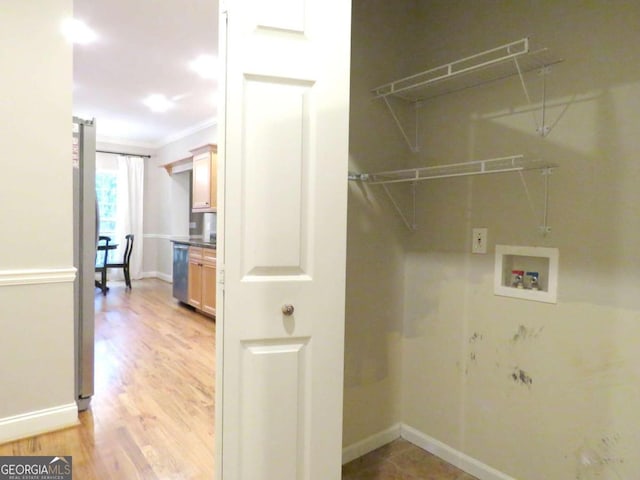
[0,279,216,479]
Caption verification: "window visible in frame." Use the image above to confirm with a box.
[95,171,118,238]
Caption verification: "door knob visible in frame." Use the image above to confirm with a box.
[282,304,295,316]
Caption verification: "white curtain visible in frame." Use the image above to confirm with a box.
[113,155,144,280]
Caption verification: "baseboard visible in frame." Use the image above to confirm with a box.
[142,271,172,283]
[400,424,516,480]
[156,272,172,283]
[342,423,401,465]
[0,403,78,444]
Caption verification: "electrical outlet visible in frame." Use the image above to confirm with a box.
[472,228,487,254]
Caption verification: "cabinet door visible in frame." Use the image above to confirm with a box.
[188,248,203,308]
[209,151,218,210]
[192,152,212,210]
[201,250,217,316]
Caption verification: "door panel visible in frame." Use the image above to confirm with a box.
[240,338,310,479]
[218,0,351,477]
[242,77,312,277]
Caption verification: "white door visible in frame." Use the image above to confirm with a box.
[215,0,351,478]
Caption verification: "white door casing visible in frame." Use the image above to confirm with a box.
[216,0,351,478]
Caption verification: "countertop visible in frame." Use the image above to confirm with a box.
[171,237,216,249]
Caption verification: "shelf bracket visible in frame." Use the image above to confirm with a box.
[383,97,419,153]
[381,182,417,232]
[540,167,552,236]
[518,167,553,236]
[513,58,554,137]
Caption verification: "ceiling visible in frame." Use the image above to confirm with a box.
[72,0,219,147]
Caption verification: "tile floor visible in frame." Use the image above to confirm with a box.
[342,439,479,480]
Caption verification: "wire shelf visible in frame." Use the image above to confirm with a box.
[372,38,563,103]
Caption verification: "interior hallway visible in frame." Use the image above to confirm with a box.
[0,279,215,479]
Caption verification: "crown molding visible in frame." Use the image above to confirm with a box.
[158,118,218,148]
[96,118,218,151]
[96,135,158,150]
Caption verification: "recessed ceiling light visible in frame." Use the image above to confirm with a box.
[61,18,97,45]
[189,54,217,80]
[142,94,174,113]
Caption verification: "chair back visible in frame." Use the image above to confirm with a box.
[123,234,134,266]
[96,235,111,268]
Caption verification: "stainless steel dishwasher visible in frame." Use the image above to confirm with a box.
[172,243,189,303]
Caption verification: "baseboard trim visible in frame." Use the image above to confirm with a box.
[400,424,516,480]
[142,271,172,283]
[0,403,78,444]
[342,423,401,465]
[0,268,76,287]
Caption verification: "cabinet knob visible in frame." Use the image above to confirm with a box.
[281,304,295,316]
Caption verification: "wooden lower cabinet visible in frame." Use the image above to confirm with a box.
[201,248,217,315]
[188,246,216,316]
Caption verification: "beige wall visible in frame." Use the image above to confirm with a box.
[343,0,421,447]
[0,0,76,434]
[380,2,640,479]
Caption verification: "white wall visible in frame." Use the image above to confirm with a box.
[347,2,640,479]
[0,0,78,440]
[144,125,217,279]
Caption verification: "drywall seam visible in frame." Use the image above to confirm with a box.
[0,268,76,287]
[0,403,78,444]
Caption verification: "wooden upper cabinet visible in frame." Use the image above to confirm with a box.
[191,144,217,212]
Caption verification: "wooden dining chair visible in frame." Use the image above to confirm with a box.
[106,234,134,289]
[95,235,111,295]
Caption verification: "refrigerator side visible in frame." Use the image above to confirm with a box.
[73,117,96,411]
